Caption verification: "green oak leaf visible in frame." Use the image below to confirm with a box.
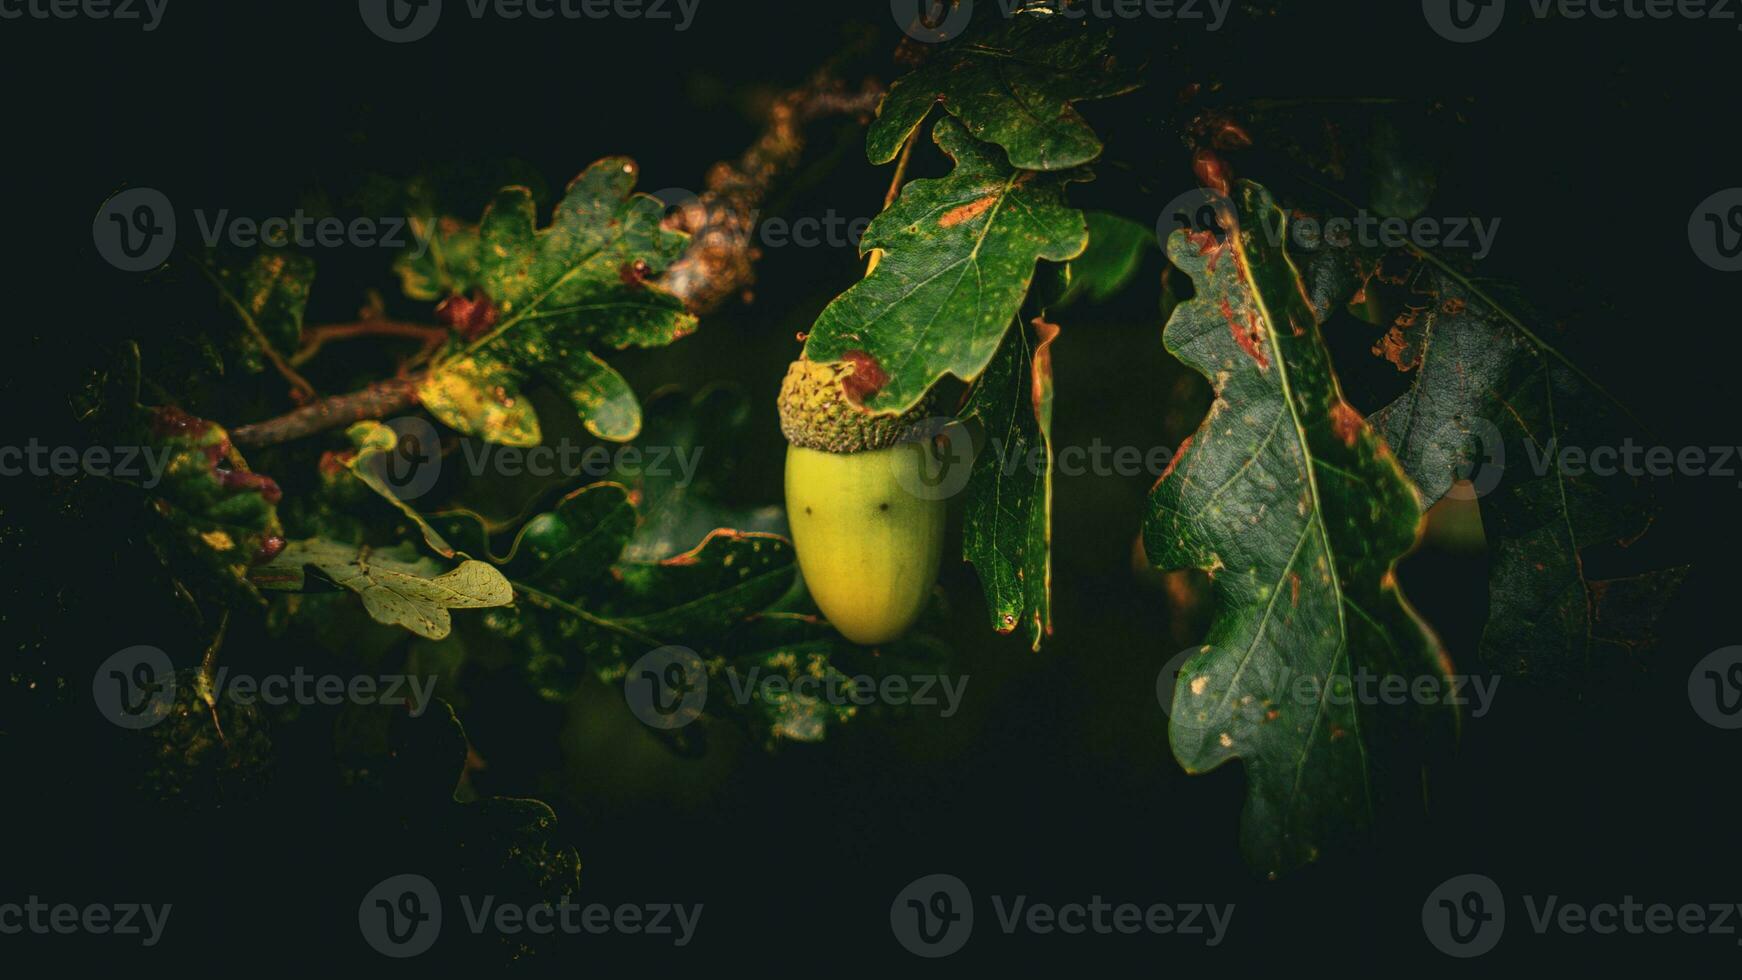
[611,385,784,561]
[868,13,1138,171]
[440,482,796,710]
[1344,255,1688,681]
[415,158,694,445]
[804,118,1089,413]
[396,211,483,302]
[608,530,798,639]
[342,421,457,557]
[1145,183,1456,875]
[419,355,542,447]
[433,471,904,745]
[713,613,860,743]
[202,251,314,375]
[960,317,1055,649]
[503,482,638,597]
[509,530,798,694]
[251,539,512,640]
[1054,211,1157,309]
[128,395,284,606]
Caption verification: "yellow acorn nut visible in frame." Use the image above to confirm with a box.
[779,355,947,645]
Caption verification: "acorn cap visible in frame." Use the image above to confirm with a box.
[778,356,934,453]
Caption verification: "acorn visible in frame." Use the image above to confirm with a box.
[778,356,947,645]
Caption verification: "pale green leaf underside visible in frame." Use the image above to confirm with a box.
[253,539,512,640]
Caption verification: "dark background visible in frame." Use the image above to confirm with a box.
[3,0,1738,971]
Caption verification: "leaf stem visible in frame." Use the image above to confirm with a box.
[291,320,448,367]
[513,583,662,646]
[193,256,319,402]
[225,73,884,449]
[867,128,919,276]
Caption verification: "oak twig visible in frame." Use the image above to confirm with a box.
[229,72,883,449]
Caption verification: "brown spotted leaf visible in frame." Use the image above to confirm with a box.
[804,118,1088,413]
[961,316,1056,650]
[868,12,1138,172]
[1145,183,1455,875]
[202,251,314,376]
[1346,255,1688,681]
[415,158,692,445]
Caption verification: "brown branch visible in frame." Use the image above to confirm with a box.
[659,76,884,313]
[231,72,884,450]
[231,377,420,448]
[195,257,319,402]
[291,320,448,367]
